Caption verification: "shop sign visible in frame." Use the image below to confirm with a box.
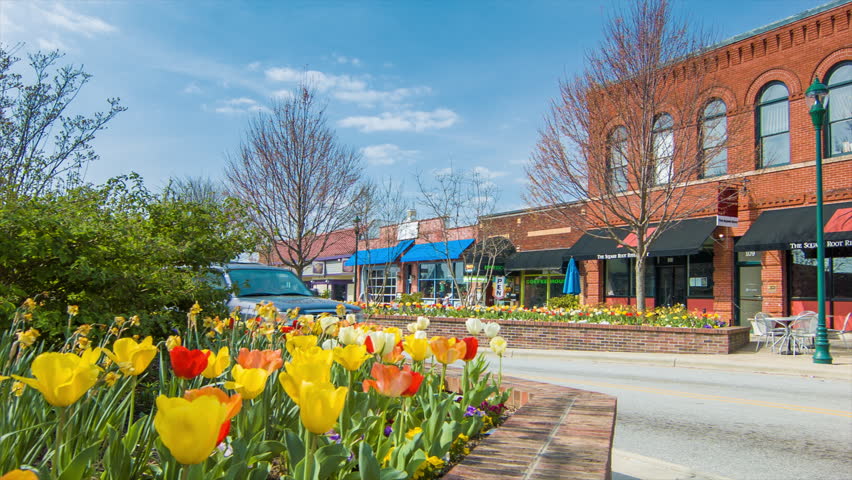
[716,186,739,227]
[493,276,506,299]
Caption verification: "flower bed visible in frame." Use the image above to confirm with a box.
[0,302,515,479]
[357,302,729,329]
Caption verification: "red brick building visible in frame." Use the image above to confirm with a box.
[484,1,852,327]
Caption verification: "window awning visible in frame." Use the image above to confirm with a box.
[400,239,475,263]
[344,240,414,266]
[505,248,573,271]
[734,201,852,252]
[566,217,718,260]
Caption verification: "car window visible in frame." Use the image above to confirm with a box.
[228,268,313,297]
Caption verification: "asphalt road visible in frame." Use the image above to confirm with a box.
[498,355,852,480]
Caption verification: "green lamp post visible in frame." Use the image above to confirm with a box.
[353,216,361,303]
[805,76,832,365]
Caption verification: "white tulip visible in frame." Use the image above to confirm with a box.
[414,330,428,340]
[338,325,359,345]
[490,336,507,356]
[484,322,501,339]
[465,317,483,335]
[406,322,418,334]
[346,314,358,324]
[321,338,338,350]
[366,331,396,356]
[415,316,431,331]
[320,316,339,334]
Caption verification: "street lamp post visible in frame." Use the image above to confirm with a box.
[353,216,361,303]
[805,76,832,365]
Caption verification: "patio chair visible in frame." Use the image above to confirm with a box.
[752,312,784,352]
[789,312,818,355]
[828,312,851,349]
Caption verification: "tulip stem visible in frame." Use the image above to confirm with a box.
[498,355,503,390]
[302,427,315,480]
[54,406,66,471]
[439,364,447,393]
[180,465,189,480]
[128,376,137,434]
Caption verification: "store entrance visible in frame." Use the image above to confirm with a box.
[656,264,686,307]
[735,251,762,327]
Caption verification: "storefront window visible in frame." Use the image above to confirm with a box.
[419,262,465,304]
[366,266,398,303]
[605,259,655,297]
[789,248,851,300]
[521,273,565,308]
[687,253,714,298]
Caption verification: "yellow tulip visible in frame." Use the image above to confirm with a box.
[429,337,466,365]
[489,336,508,356]
[153,394,230,465]
[403,335,432,362]
[165,335,182,351]
[104,336,158,376]
[78,347,103,365]
[12,352,100,407]
[285,334,318,356]
[278,347,332,404]
[298,381,348,434]
[0,469,39,480]
[201,346,230,378]
[332,344,371,371]
[224,365,269,400]
[384,326,402,345]
[0,375,8,382]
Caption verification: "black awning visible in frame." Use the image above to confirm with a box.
[505,248,573,271]
[566,217,718,260]
[734,201,852,252]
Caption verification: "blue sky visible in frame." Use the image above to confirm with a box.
[0,0,823,212]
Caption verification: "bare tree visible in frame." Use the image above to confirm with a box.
[226,85,362,278]
[164,176,224,204]
[526,0,738,311]
[0,45,125,199]
[415,167,509,306]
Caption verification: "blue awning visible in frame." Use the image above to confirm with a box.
[400,239,475,263]
[344,240,414,267]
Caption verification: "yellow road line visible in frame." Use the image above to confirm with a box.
[521,374,852,418]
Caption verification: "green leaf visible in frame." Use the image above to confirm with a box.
[315,442,349,479]
[58,443,99,480]
[378,468,409,480]
[283,429,305,465]
[358,442,380,480]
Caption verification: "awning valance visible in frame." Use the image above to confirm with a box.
[566,217,718,260]
[505,248,573,271]
[344,240,413,266]
[734,201,852,252]
[400,239,475,263]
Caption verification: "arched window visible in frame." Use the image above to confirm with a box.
[757,82,790,167]
[652,113,674,185]
[826,62,852,156]
[608,126,628,191]
[701,99,727,177]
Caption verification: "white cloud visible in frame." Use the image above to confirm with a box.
[212,97,270,114]
[247,61,261,71]
[472,166,508,179]
[339,109,459,133]
[333,54,362,66]
[334,86,431,107]
[360,144,418,166]
[42,3,117,38]
[265,67,366,92]
[183,82,202,94]
[36,37,70,52]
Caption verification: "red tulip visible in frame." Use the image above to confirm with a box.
[401,368,424,397]
[461,337,478,362]
[170,346,211,379]
[363,363,422,398]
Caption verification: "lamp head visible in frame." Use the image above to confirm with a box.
[805,76,829,108]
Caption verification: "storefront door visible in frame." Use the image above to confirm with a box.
[656,264,686,307]
[735,251,762,326]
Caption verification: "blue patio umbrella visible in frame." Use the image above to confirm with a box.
[563,257,581,295]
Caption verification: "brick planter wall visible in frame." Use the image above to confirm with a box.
[443,374,617,480]
[368,315,751,354]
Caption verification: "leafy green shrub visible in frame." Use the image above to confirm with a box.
[398,292,424,304]
[547,294,580,310]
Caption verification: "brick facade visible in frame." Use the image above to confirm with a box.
[481,2,852,327]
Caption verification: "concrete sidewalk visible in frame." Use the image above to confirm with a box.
[497,339,852,381]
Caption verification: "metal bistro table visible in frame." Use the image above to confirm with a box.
[767,316,797,355]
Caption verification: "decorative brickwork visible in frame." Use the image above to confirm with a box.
[369,315,751,354]
[443,374,617,480]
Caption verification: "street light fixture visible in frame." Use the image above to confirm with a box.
[804,76,832,365]
[353,216,361,303]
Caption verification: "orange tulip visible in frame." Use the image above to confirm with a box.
[236,348,283,373]
[429,337,466,365]
[184,387,242,444]
[362,363,423,398]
